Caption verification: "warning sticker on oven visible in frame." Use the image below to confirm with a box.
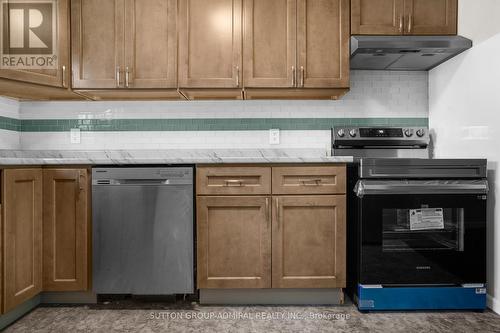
[409,208,444,231]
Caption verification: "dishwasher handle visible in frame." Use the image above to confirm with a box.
[93,179,189,186]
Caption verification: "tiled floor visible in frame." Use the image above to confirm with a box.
[4,303,500,333]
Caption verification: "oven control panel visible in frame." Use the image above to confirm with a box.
[332,126,430,148]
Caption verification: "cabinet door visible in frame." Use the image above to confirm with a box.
[197,196,271,288]
[124,0,177,88]
[0,0,70,87]
[351,0,405,35]
[404,0,457,35]
[2,169,43,313]
[243,0,296,88]
[178,0,242,88]
[297,0,349,88]
[43,169,89,291]
[272,196,346,288]
[71,0,125,88]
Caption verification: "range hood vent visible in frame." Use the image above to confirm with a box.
[350,36,472,71]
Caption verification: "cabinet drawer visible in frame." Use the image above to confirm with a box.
[197,167,271,195]
[272,166,346,195]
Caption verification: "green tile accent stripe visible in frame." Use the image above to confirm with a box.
[0,116,22,132]
[0,117,428,132]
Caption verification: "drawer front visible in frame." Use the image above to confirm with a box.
[272,166,346,195]
[197,167,271,195]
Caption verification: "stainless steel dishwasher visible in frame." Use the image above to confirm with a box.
[92,167,194,295]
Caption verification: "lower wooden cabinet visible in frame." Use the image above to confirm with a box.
[272,195,346,288]
[2,169,43,313]
[43,169,89,291]
[1,167,90,313]
[196,165,347,290]
[197,196,271,288]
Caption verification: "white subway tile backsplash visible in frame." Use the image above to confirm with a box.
[0,96,20,118]
[20,131,332,151]
[0,97,20,149]
[0,130,20,149]
[1,71,430,151]
[18,71,428,121]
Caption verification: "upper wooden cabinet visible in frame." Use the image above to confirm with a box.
[2,169,43,313]
[297,0,349,88]
[43,169,89,292]
[351,0,457,35]
[178,0,242,88]
[405,0,457,35]
[0,0,70,88]
[71,0,124,88]
[72,0,177,89]
[124,0,177,88]
[351,0,404,35]
[243,0,349,89]
[243,0,296,88]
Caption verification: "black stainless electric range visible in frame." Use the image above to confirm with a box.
[333,126,489,311]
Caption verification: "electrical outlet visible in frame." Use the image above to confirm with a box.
[70,128,81,144]
[269,129,280,145]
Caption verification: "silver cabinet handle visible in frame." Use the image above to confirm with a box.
[301,178,322,186]
[291,66,296,87]
[235,65,240,87]
[116,66,121,87]
[399,15,404,34]
[79,172,85,191]
[224,179,244,186]
[125,67,130,88]
[265,197,270,223]
[408,13,413,33]
[62,65,67,87]
[300,66,304,87]
[275,198,280,229]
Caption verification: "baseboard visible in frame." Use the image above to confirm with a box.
[487,294,500,314]
[200,289,345,305]
[0,295,41,331]
[40,291,98,304]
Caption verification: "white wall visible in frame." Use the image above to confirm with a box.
[429,0,500,313]
[0,97,20,149]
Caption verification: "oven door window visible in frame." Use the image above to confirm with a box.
[382,207,464,252]
[360,194,486,286]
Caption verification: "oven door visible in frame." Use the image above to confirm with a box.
[356,180,488,286]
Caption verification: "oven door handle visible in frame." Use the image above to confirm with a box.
[355,180,489,197]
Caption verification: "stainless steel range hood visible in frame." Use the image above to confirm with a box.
[350,36,472,71]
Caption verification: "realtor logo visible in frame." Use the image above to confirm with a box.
[0,0,57,69]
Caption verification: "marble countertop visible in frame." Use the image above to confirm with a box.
[0,149,353,165]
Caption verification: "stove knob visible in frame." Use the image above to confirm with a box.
[337,129,346,137]
[404,129,414,137]
[349,129,357,138]
[416,129,426,137]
